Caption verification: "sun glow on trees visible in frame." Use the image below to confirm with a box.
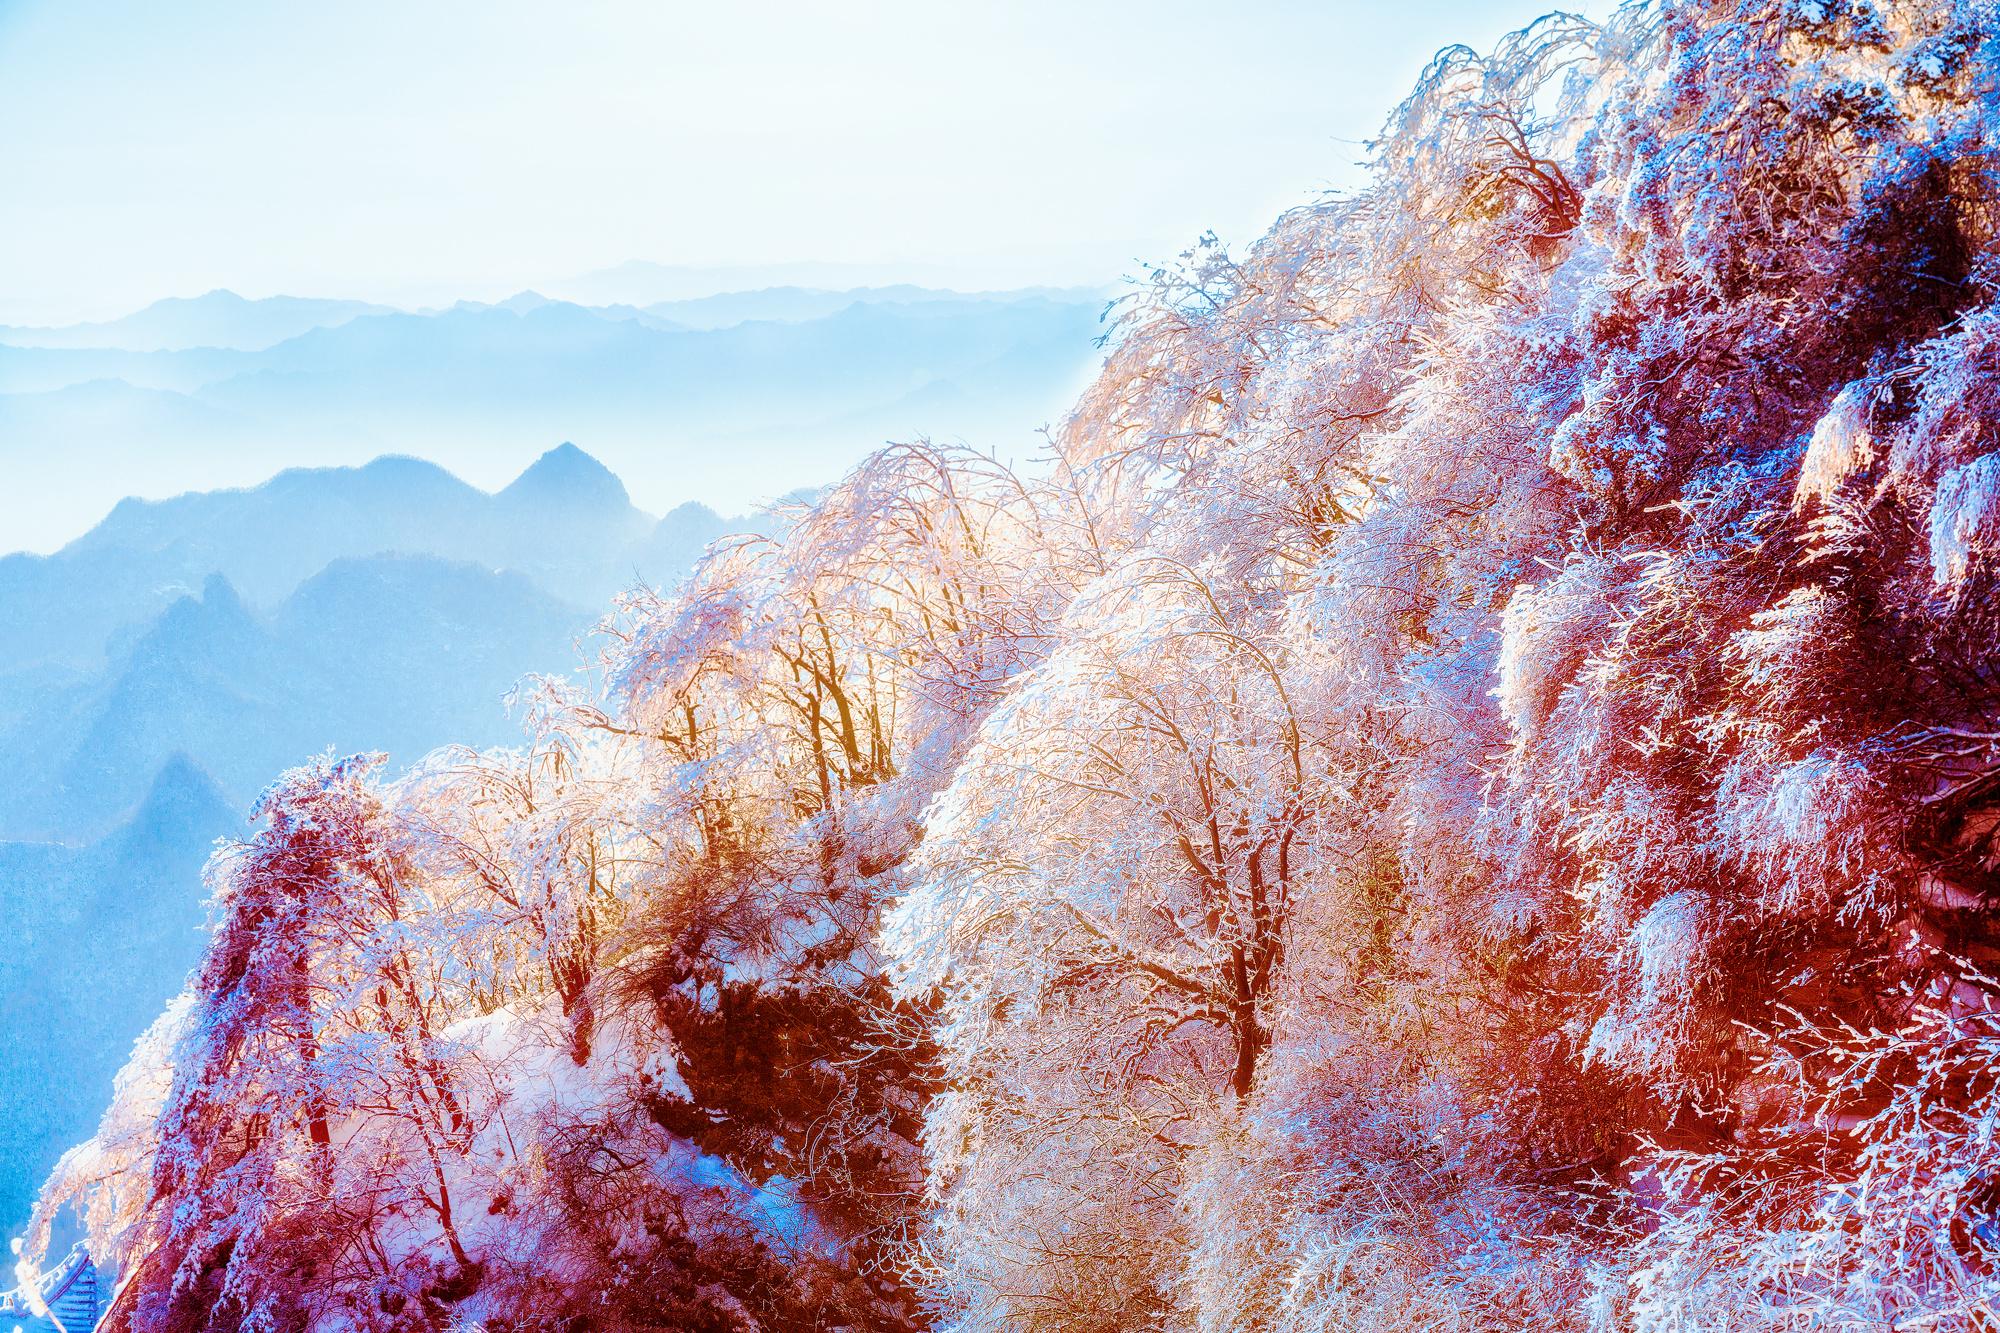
[26,1,2000,1329]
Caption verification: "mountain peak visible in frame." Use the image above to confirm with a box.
[498,443,631,512]
[190,288,247,304]
[111,752,238,850]
[136,573,257,660]
[199,571,241,608]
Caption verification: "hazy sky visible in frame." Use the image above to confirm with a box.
[0,0,1608,322]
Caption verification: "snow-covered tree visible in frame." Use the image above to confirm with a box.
[31,2,2000,1330]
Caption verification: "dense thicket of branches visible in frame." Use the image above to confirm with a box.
[27,1,2000,1328]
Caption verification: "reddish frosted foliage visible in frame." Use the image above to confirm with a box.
[29,2,2000,1330]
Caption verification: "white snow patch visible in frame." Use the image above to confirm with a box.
[1794,383,1875,509]
[1929,454,2000,589]
[1496,554,1611,742]
[1585,891,1710,1076]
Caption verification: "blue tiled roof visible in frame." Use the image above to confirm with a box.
[0,1245,100,1332]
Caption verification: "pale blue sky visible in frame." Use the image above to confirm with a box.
[0,0,1608,322]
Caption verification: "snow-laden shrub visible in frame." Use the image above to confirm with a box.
[1584,891,1716,1080]
[1497,552,1617,749]
[33,2,2000,1330]
[1715,748,1888,918]
[1794,382,1878,509]
[1929,452,2000,589]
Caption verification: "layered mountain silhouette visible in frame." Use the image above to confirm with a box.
[0,289,394,352]
[0,559,575,841]
[0,280,1100,1234]
[0,755,240,1235]
[0,445,731,842]
[0,285,1105,553]
[0,444,743,1232]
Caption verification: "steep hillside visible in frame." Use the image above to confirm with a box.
[0,442,743,840]
[0,758,240,1238]
[0,555,594,840]
[30,4,2000,1332]
[0,450,735,1242]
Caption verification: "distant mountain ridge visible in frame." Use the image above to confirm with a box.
[0,753,239,1237]
[540,259,995,306]
[0,445,734,842]
[0,285,1104,396]
[0,289,395,353]
[1,446,720,678]
[0,444,737,1233]
[0,283,1105,554]
[0,276,1102,1249]
[0,556,581,840]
